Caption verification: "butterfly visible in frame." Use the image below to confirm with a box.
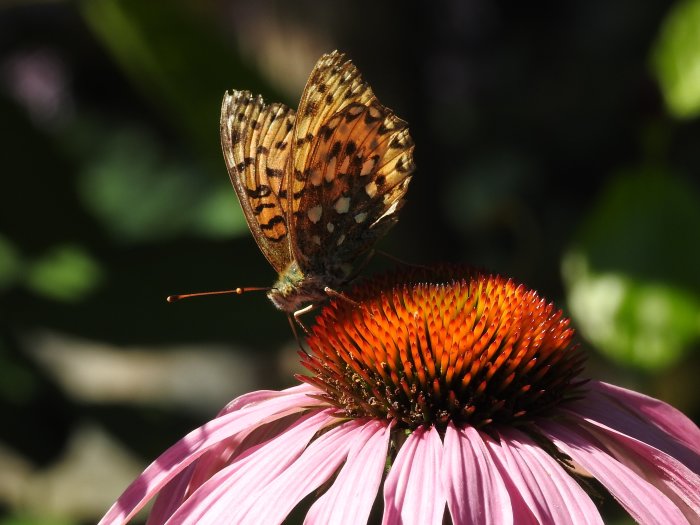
[219,50,415,322]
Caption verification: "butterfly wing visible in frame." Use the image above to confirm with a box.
[220,90,295,273]
[289,51,415,270]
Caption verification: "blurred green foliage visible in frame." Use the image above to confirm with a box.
[564,169,700,369]
[0,517,76,525]
[26,244,102,302]
[75,122,244,242]
[652,0,700,118]
[0,235,22,290]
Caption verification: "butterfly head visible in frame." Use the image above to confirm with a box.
[266,261,332,313]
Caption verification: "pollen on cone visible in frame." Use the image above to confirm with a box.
[299,265,586,429]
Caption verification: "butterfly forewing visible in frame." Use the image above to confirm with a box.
[220,90,296,273]
[287,51,415,270]
[288,51,376,217]
[292,101,414,267]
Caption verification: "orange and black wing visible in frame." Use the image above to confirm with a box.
[289,51,415,269]
[220,90,295,273]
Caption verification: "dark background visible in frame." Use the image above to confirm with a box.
[1,1,699,523]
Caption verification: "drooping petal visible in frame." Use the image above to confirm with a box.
[305,420,392,525]
[383,426,446,525]
[593,427,700,522]
[99,387,327,525]
[163,409,337,524]
[150,406,313,522]
[147,464,195,525]
[488,428,603,525]
[553,418,700,523]
[238,420,373,523]
[219,383,320,415]
[568,382,700,474]
[442,423,513,525]
[541,420,689,525]
[585,381,700,456]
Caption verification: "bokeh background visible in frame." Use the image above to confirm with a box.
[2,1,700,523]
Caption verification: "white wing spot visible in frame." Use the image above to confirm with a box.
[354,212,368,223]
[307,205,323,223]
[336,233,346,246]
[324,157,337,182]
[334,196,351,214]
[310,168,322,186]
[326,114,342,130]
[327,222,335,232]
[360,157,377,176]
[365,182,377,197]
[360,157,377,177]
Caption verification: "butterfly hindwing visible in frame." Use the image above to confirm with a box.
[220,90,295,273]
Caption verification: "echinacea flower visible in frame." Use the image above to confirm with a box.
[100,265,700,524]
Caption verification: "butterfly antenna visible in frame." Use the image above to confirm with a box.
[166,287,269,303]
[374,249,429,270]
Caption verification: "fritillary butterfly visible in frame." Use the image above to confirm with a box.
[220,50,415,320]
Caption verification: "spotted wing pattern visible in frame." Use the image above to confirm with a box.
[289,51,415,269]
[220,90,296,273]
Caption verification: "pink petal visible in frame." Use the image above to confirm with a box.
[383,426,446,525]
[163,409,336,524]
[183,409,315,500]
[99,387,327,525]
[442,423,513,525]
[147,464,195,525]
[239,420,371,523]
[219,383,320,415]
[585,381,700,456]
[541,419,689,525]
[150,404,309,522]
[571,419,700,522]
[565,396,700,474]
[488,428,603,525]
[305,420,392,525]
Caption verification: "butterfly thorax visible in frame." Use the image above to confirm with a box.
[267,260,349,313]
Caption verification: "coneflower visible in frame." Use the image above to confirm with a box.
[100,265,700,524]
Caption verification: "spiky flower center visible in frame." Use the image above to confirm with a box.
[300,266,585,430]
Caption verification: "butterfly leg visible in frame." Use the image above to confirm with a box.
[287,314,310,354]
[292,303,315,336]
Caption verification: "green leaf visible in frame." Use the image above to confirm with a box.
[80,0,280,167]
[0,516,76,525]
[651,0,700,118]
[0,234,23,290]
[26,245,103,302]
[563,168,700,369]
[75,123,246,242]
